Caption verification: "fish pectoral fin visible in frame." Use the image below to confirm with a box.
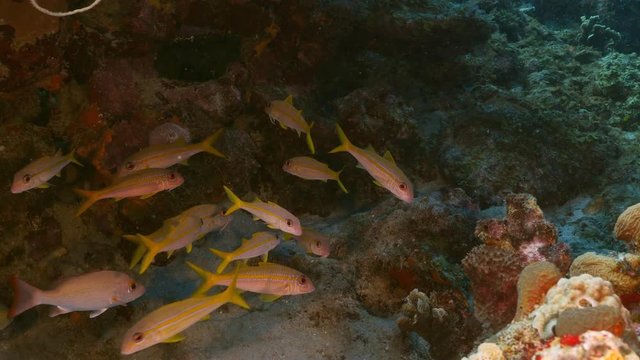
[140,192,158,200]
[284,95,293,104]
[180,160,189,166]
[186,244,193,253]
[89,308,109,318]
[49,306,72,317]
[163,334,186,343]
[259,294,281,302]
[37,182,52,189]
[55,173,62,178]
[373,180,384,187]
[383,150,396,165]
[266,224,278,230]
[279,122,288,130]
[199,314,211,322]
[261,252,269,263]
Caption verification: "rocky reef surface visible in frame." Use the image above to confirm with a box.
[3,0,640,359]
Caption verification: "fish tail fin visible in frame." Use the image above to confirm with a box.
[127,242,148,269]
[209,248,233,274]
[73,188,100,216]
[306,122,315,154]
[186,261,219,296]
[8,275,41,318]
[199,128,225,158]
[219,266,250,310]
[130,234,160,274]
[329,124,352,154]
[222,186,244,215]
[335,169,349,194]
[66,149,83,167]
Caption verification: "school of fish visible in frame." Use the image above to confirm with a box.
[8,95,414,355]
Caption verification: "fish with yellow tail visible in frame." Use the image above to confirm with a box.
[329,124,413,203]
[8,271,144,319]
[282,156,348,193]
[291,228,331,257]
[74,168,184,216]
[124,213,229,274]
[127,204,228,269]
[223,186,302,236]
[210,231,280,274]
[187,262,315,302]
[117,128,224,177]
[11,149,83,193]
[264,95,315,154]
[120,267,248,355]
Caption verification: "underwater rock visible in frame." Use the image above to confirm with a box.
[162,80,242,123]
[397,288,481,360]
[577,15,621,53]
[463,193,570,329]
[88,58,145,118]
[570,252,640,296]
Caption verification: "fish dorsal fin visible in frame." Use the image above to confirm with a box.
[383,150,396,165]
[267,201,280,207]
[284,95,293,104]
[54,149,62,157]
[241,238,248,245]
[365,144,375,152]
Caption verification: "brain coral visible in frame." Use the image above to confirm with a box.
[614,203,640,249]
[569,252,640,296]
[514,261,562,321]
[533,331,639,360]
[530,274,631,339]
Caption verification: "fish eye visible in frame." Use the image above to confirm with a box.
[125,162,135,171]
[316,241,321,247]
[23,174,31,183]
[285,160,291,167]
[297,276,307,286]
[133,332,144,343]
[129,282,137,292]
[168,172,176,180]
[399,183,407,191]
[286,219,293,227]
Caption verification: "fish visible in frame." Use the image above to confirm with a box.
[11,149,83,193]
[74,168,184,216]
[8,271,145,319]
[329,124,413,203]
[187,262,315,301]
[148,122,192,146]
[120,268,248,355]
[282,156,348,193]
[292,228,330,257]
[117,129,224,177]
[223,186,302,236]
[264,95,315,154]
[209,231,281,274]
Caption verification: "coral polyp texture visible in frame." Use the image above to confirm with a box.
[615,203,640,249]
[462,193,570,328]
[569,252,640,296]
[533,331,639,360]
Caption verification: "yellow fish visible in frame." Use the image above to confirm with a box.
[120,268,248,355]
[74,168,184,216]
[223,186,302,235]
[264,95,315,154]
[209,231,280,274]
[330,125,413,203]
[187,261,315,302]
[282,156,348,193]
[11,149,82,193]
[117,129,224,177]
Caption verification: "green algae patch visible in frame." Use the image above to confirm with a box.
[155,35,241,82]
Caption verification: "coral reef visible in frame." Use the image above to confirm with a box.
[577,15,621,53]
[462,342,505,360]
[463,193,570,329]
[615,203,640,249]
[514,261,562,321]
[534,331,639,360]
[569,252,640,296]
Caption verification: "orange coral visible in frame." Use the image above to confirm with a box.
[614,203,640,248]
[569,252,640,296]
[514,261,562,321]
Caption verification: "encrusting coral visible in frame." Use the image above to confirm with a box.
[462,342,505,360]
[533,330,639,360]
[463,193,571,328]
[570,252,640,296]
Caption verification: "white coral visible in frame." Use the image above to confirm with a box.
[530,274,630,338]
[534,331,639,360]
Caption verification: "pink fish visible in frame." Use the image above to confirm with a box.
[329,125,413,203]
[293,228,330,257]
[209,231,280,273]
[11,149,82,193]
[282,156,348,193]
[264,95,315,154]
[8,271,145,319]
[74,168,184,216]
